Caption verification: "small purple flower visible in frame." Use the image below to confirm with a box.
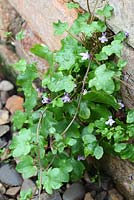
[61,93,70,103]
[125,31,129,37]
[105,116,115,126]
[79,52,90,60]
[99,32,108,43]
[77,155,85,161]
[118,99,125,109]
[42,96,51,104]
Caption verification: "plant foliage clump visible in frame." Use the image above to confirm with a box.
[10,3,134,195]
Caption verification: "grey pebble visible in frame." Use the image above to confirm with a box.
[0,164,23,186]
[63,183,85,200]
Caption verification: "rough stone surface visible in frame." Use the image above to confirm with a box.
[0,110,10,125]
[63,182,85,200]
[0,183,6,194]
[6,186,21,197]
[0,91,9,105]
[0,0,21,42]
[5,95,24,114]
[98,155,134,200]
[21,179,36,195]
[0,164,23,186]
[0,80,14,91]
[84,192,94,200]
[121,44,134,108]
[0,125,10,137]
[47,192,62,200]
[8,0,78,51]
[0,137,7,148]
[32,193,49,200]
[0,45,19,83]
[108,189,124,200]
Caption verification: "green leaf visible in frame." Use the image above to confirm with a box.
[79,101,91,119]
[52,98,64,107]
[95,52,108,61]
[15,30,25,40]
[83,90,119,110]
[13,59,27,72]
[19,189,32,200]
[42,168,69,194]
[16,155,37,178]
[117,59,127,70]
[127,110,134,123]
[102,40,123,57]
[70,158,85,181]
[88,64,115,94]
[10,128,32,157]
[114,143,127,153]
[96,4,113,18]
[67,2,79,9]
[94,145,104,159]
[65,138,77,146]
[82,134,96,145]
[12,110,27,130]
[114,31,126,42]
[55,36,86,70]
[53,20,68,35]
[30,44,53,65]
[46,72,75,93]
[70,13,90,35]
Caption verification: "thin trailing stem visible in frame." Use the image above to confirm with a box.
[61,59,92,136]
[86,0,91,14]
[90,0,99,22]
[36,108,47,200]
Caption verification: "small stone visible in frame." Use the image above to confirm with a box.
[0,91,9,105]
[6,186,21,197]
[0,100,2,109]
[0,164,23,186]
[21,179,36,195]
[0,137,8,148]
[63,183,85,200]
[0,182,6,194]
[0,110,10,125]
[108,189,124,200]
[5,95,24,114]
[32,193,49,200]
[84,192,94,200]
[0,80,14,91]
[0,193,8,200]
[95,191,107,200]
[48,191,62,200]
[0,125,10,137]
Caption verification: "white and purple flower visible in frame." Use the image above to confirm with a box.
[99,32,108,43]
[61,93,70,103]
[118,99,125,109]
[77,155,85,161]
[105,116,115,126]
[79,52,90,60]
[42,96,51,104]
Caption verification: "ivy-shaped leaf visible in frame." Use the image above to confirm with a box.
[31,44,53,65]
[79,101,91,119]
[53,20,68,35]
[10,128,32,157]
[46,72,75,93]
[42,168,69,194]
[127,110,134,123]
[16,155,37,178]
[96,4,113,18]
[88,64,115,94]
[93,145,104,159]
[12,110,27,130]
